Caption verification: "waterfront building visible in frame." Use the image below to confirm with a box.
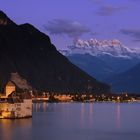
[0,81,16,98]
[0,81,32,119]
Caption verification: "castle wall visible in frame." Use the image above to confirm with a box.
[0,99,32,119]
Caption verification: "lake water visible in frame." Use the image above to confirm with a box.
[0,103,140,140]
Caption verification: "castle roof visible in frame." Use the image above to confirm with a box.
[6,81,15,87]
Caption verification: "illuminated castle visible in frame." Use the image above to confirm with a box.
[0,81,32,119]
[5,81,16,97]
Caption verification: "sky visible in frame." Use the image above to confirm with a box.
[0,0,140,49]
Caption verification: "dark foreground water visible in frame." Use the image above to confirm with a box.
[0,103,140,140]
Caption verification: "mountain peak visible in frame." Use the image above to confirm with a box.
[61,38,140,58]
[0,10,15,25]
[73,38,122,48]
[0,11,110,94]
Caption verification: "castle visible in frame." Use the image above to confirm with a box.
[0,81,32,119]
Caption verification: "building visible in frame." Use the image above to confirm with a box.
[0,81,32,119]
[0,81,16,98]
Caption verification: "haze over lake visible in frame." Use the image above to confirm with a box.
[0,103,140,140]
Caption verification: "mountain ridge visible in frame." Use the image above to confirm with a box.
[106,63,140,93]
[60,38,140,58]
[0,11,110,94]
[59,39,140,93]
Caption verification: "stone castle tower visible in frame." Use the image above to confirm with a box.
[5,81,16,97]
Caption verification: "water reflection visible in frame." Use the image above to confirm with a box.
[89,103,93,128]
[33,102,49,112]
[0,119,32,140]
[80,103,85,128]
[0,120,13,140]
[43,102,47,112]
[33,103,41,112]
[80,103,94,128]
[0,103,140,140]
[116,104,121,129]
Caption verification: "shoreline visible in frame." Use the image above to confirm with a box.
[32,100,140,103]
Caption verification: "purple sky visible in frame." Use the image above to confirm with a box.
[0,0,140,49]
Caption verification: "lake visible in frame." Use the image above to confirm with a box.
[0,103,140,140]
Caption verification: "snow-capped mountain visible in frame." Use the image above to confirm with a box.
[60,39,140,58]
[59,38,140,84]
[59,39,140,93]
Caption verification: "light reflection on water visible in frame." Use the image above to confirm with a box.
[0,103,140,140]
[0,118,32,140]
[116,104,120,129]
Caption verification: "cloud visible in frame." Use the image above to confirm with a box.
[120,29,140,41]
[44,19,91,38]
[96,6,126,16]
